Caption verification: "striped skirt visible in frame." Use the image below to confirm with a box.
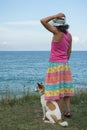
[45,62,74,100]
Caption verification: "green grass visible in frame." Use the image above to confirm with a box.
[0,92,87,130]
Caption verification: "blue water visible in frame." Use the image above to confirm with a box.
[0,51,87,97]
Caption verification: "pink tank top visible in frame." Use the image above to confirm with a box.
[49,32,70,62]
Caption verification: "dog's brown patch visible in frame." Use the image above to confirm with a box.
[46,101,56,111]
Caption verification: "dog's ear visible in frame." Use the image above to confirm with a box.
[37,83,40,86]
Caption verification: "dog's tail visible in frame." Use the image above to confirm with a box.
[59,121,68,127]
[51,115,68,127]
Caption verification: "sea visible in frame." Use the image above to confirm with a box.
[0,51,87,98]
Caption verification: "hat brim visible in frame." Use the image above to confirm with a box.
[50,17,66,26]
[51,22,65,26]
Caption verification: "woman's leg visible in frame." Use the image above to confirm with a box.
[64,96,72,117]
[64,96,70,113]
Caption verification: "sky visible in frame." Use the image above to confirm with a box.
[0,0,87,51]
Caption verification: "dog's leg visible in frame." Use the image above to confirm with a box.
[42,105,46,120]
[45,111,55,123]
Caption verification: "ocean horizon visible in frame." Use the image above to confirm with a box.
[0,51,87,98]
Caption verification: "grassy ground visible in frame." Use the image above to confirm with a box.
[0,92,87,130]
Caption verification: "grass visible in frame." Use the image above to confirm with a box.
[0,91,87,130]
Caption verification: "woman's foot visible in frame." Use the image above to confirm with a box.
[64,112,72,118]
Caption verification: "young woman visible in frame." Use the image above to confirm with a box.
[40,13,74,117]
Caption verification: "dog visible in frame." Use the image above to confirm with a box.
[34,83,68,127]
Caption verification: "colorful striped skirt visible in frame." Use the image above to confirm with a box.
[45,62,74,100]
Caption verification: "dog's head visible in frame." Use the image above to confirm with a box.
[34,83,45,94]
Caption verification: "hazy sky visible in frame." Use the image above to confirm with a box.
[0,0,87,51]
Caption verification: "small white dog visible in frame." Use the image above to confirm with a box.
[34,83,68,127]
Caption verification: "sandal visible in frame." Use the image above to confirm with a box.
[64,112,72,118]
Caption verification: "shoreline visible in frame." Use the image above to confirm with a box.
[0,83,87,100]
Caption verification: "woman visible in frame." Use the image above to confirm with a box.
[40,13,74,117]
